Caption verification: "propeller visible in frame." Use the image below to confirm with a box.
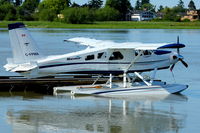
[169,36,188,71]
[170,55,188,71]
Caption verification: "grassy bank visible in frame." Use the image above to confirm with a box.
[1,21,200,29]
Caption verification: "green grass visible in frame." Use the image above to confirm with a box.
[1,21,200,29]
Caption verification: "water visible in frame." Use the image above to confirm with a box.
[0,28,200,133]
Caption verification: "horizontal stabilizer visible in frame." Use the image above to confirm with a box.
[4,62,37,72]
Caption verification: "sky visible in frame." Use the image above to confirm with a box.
[71,0,200,9]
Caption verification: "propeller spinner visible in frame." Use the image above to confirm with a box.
[170,56,188,71]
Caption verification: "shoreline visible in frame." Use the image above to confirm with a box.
[1,21,200,29]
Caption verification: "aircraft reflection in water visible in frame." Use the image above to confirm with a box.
[6,94,187,133]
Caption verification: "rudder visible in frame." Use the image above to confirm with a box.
[8,22,44,64]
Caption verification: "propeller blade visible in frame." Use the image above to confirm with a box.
[177,36,180,54]
[177,36,179,44]
[179,59,188,68]
[170,64,175,71]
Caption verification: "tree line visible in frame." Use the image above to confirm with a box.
[0,0,198,23]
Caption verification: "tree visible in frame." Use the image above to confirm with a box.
[162,7,182,22]
[141,0,149,5]
[71,2,80,7]
[38,9,56,21]
[141,3,155,11]
[158,5,164,12]
[188,0,196,10]
[17,0,40,20]
[0,2,16,20]
[0,0,14,4]
[62,7,94,24]
[135,0,141,10]
[39,0,71,14]
[15,0,22,6]
[106,0,132,20]
[95,6,120,21]
[175,0,185,13]
[177,0,184,9]
[136,0,155,11]
[88,0,103,9]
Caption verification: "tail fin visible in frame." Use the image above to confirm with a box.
[8,22,44,64]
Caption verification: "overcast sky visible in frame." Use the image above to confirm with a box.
[71,0,200,9]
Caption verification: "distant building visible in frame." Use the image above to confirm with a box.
[181,10,200,21]
[131,11,156,21]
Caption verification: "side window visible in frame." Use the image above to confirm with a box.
[85,55,95,60]
[109,51,124,60]
[97,52,105,59]
[135,50,143,56]
[135,51,139,56]
[143,50,152,56]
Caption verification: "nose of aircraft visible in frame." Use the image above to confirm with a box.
[170,52,188,71]
[170,52,180,64]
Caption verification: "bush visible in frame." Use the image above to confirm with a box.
[17,6,35,21]
[151,18,165,22]
[62,7,94,24]
[38,9,57,21]
[17,0,40,21]
[95,7,120,21]
[161,7,182,22]
[39,0,70,14]
[4,10,17,21]
[182,18,190,22]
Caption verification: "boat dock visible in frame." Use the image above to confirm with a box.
[0,75,108,94]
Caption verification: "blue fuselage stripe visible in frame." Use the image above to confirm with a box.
[39,59,169,69]
[39,62,130,69]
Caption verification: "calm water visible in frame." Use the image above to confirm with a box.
[0,28,200,133]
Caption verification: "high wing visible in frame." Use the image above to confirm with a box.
[66,37,185,50]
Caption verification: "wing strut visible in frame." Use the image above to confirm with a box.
[124,51,143,73]
[123,51,143,87]
[134,72,151,86]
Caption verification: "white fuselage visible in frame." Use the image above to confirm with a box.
[35,47,174,76]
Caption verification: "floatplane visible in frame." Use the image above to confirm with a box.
[4,23,188,96]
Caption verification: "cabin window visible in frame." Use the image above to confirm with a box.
[85,55,95,60]
[135,51,139,56]
[97,52,105,59]
[135,50,143,56]
[109,51,123,60]
[143,50,152,56]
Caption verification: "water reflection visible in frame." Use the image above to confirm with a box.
[0,28,8,32]
[0,92,44,99]
[6,93,187,133]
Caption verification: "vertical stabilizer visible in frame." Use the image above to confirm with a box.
[8,22,44,64]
